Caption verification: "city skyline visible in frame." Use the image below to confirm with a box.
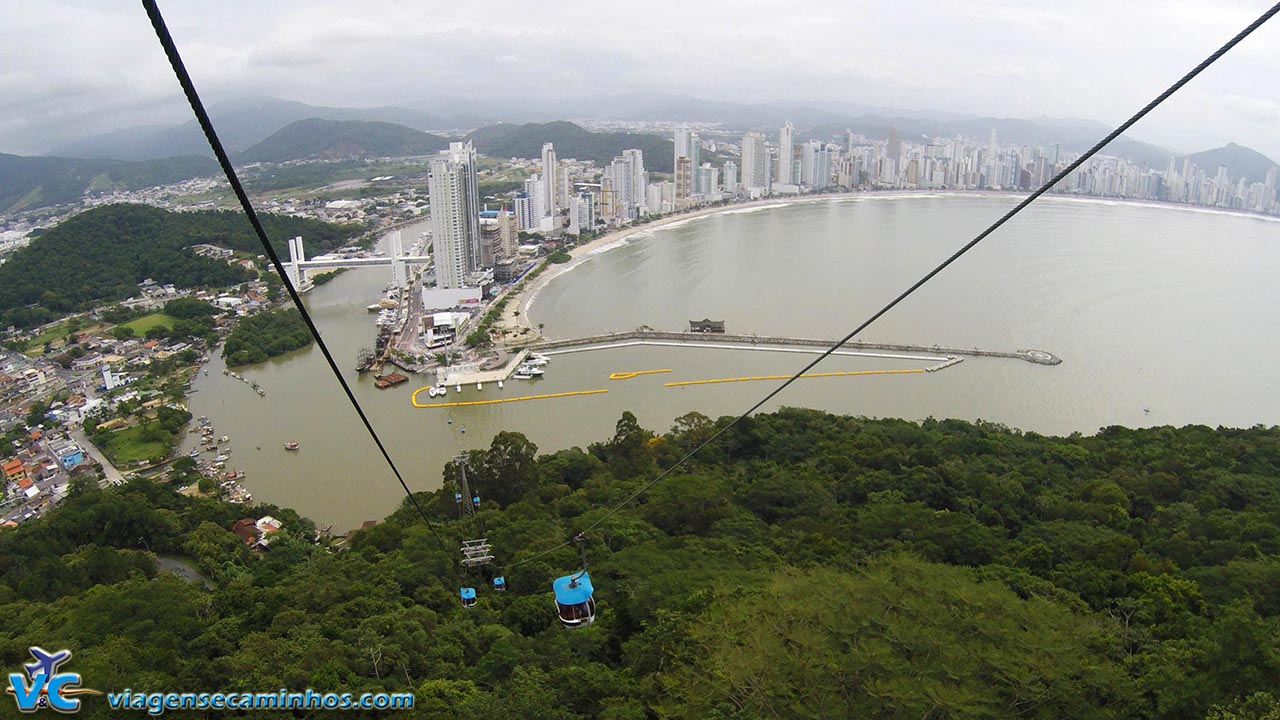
[2,1,1279,160]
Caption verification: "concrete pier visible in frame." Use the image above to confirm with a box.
[517,331,1061,365]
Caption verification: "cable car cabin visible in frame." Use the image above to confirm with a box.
[493,576,507,592]
[460,587,477,608]
[552,571,595,628]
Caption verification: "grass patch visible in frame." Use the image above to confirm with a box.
[20,317,98,355]
[122,313,177,334]
[99,424,172,465]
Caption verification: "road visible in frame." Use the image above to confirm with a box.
[70,428,124,486]
[155,556,215,589]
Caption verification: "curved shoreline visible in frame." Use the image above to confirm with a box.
[496,189,1280,338]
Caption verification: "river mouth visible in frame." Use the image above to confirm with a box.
[187,198,1280,530]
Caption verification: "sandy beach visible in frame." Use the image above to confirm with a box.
[490,188,1280,343]
[492,192,872,339]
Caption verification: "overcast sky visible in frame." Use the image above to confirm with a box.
[3,0,1279,159]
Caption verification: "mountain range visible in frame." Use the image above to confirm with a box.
[50,97,486,162]
[238,119,453,164]
[49,94,1248,174]
[4,95,1275,214]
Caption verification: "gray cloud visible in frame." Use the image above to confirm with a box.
[2,0,1279,159]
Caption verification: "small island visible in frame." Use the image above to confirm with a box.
[222,307,314,367]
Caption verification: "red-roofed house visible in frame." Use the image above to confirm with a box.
[231,518,258,545]
[2,458,26,483]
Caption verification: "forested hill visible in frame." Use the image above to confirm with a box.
[1181,143,1279,184]
[237,119,453,163]
[0,152,218,213]
[4,410,1280,718]
[468,121,676,173]
[0,204,359,329]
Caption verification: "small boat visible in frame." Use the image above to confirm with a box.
[476,383,483,390]
[427,387,439,398]
[518,365,544,376]
[218,436,229,443]
[513,372,533,380]
[214,454,229,463]
[284,442,300,451]
[188,448,201,457]
[497,380,503,389]
[222,369,229,376]
[455,384,462,393]
[203,369,208,375]
[524,356,548,366]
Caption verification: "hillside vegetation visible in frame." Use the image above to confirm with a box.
[238,119,452,163]
[2,410,1280,718]
[469,121,676,173]
[222,308,313,367]
[0,204,358,329]
[0,153,219,212]
[1181,143,1279,184]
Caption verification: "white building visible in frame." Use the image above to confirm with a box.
[540,143,558,218]
[674,125,692,170]
[722,160,738,192]
[778,121,795,185]
[513,194,537,231]
[741,132,768,191]
[697,163,719,197]
[428,142,481,289]
[624,149,647,214]
[604,152,646,221]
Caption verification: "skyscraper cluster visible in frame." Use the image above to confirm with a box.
[429,124,1277,295]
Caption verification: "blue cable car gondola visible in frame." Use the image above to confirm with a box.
[460,587,477,608]
[553,572,594,628]
[493,576,506,592]
[552,535,595,628]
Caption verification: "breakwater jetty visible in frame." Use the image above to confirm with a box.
[519,330,1061,366]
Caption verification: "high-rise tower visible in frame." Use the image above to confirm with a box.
[540,142,558,218]
[428,141,480,289]
[778,121,795,185]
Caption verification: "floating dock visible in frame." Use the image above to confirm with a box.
[374,372,409,389]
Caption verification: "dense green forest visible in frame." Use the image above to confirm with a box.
[0,204,358,329]
[222,308,313,366]
[2,411,1279,718]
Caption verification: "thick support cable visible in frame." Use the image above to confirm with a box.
[141,0,448,552]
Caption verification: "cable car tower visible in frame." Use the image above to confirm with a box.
[452,454,494,605]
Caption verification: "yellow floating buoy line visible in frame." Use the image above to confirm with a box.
[608,369,674,380]
[411,387,609,408]
[665,368,924,387]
